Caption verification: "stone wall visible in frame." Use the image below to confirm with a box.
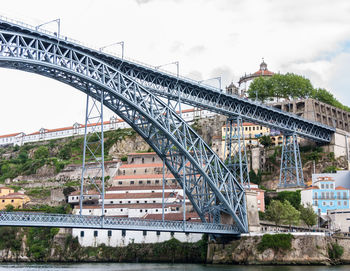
[208,234,350,265]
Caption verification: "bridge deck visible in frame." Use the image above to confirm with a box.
[0,212,240,235]
[0,16,335,143]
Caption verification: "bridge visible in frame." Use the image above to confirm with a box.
[0,16,336,235]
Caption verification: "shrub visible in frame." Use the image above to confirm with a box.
[328,243,344,260]
[257,234,293,252]
[34,146,49,160]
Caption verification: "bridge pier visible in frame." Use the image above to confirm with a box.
[278,133,305,188]
[224,117,250,187]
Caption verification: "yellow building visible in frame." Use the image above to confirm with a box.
[0,187,30,209]
[0,187,14,196]
[221,123,283,158]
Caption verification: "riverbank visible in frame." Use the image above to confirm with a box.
[208,233,350,265]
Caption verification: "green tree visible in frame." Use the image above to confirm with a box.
[299,203,317,228]
[266,200,285,225]
[276,190,301,209]
[5,204,14,212]
[34,146,49,160]
[259,135,273,147]
[248,73,313,102]
[282,200,300,229]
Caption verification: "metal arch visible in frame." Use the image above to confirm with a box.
[0,31,248,232]
[0,18,335,142]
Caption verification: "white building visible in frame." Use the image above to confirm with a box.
[312,171,350,189]
[0,108,216,146]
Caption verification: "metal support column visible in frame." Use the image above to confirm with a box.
[224,117,250,188]
[278,133,305,188]
[79,91,106,216]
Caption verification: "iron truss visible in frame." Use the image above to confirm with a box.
[0,19,335,143]
[0,30,248,232]
[0,212,240,235]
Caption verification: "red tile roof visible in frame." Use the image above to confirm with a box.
[75,203,182,209]
[0,133,22,139]
[127,152,157,156]
[336,186,348,190]
[114,174,174,180]
[105,192,182,200]
[120,163,163,169]
[107,185,179,192]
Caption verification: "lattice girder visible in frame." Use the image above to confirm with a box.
[0,30,248,232]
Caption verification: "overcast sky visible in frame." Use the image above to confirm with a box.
[0,0,350,135]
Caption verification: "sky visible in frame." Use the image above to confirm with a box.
[0,0,350,135]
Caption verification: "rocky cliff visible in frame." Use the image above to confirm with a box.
[208,234,350,265]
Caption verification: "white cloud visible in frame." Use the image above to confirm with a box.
[0,0,350,134]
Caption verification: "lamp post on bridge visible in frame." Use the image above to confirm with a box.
[99,41,125,59]
[199,76,222,91]
[155,61,186,225]
[35,18,61,38]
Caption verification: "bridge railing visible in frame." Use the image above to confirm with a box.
[0,212,240,235]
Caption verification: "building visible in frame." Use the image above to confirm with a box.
[221,122,283,159]
[312,171,350,189]
[69,151,200,247]
[0,187,30,209]
[301,177,350,215]
[249,183,265,212]
[238,59,274,97]
[328,209,350,232]
[0,108,216,147]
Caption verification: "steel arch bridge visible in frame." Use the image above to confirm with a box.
[0,24,248,234]
[0,18,336,235]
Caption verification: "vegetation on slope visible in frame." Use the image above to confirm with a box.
[0,128,135,183]
[247,73,350,112]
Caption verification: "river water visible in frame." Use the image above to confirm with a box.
[0,263,348,271]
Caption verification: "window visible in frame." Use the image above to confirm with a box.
[314,192,317,199]
[134,169,136,174]
[171,232,174,237]
[330,202,333,206]
[338,201,341,206]
[142,158,145,164]
[119,201,122,204]
[343,192,347,199]
[153,200,156,203]
[11,200,14,203]
[143,230,147,236]
[108,230,112,237]
[122,230,126,237]
[152,157,155,162]
[123,170,125,175]
[80,231,84,237]
[147,181,151,184]
[111,201,113,204]
[322,202,326,206]
[321,192,325,199]
[185,232,189,236]
[118,181,122,185]
[145,201,148,203]
[326,184,329,189]
[156,209,158,212]
[156,231,160,236]
[137,201,140,203]
[139,181,143,184]
[155,180,160,184]
[1,200,4,203]
[104,210,107,213]
[130,181,134,185]
[330,184,333,189]
[337,192,341,199]
[94,231,98,237]
[128,201,131,203]
[321,184,324,189]
[140,210,143,213]
[344,201,347,206]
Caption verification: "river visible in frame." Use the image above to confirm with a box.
[0,263,348,271]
